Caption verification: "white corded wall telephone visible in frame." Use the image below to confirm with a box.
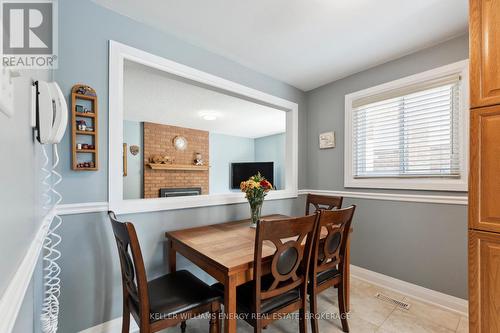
[33,81,68,144]
[32,80,68,333]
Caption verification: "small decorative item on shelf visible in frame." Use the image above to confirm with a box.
[76,143,82,150]
[240,173,274,228]
[76,161,95,169]
[194,152,204,166]
[86,126,94,132]
[76,120,87,131]
[75,85,97,96]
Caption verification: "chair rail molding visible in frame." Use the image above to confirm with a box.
[56,202,109,215]
[298,189,468,205]
[54,189,467,217]
[0,210,54,333]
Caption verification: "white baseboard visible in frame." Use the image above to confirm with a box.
[350,264,468,316]
[0,210,54,333]
[79,265,468,332]
[79,315,138,333]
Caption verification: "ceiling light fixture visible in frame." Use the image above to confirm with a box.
[198,110,220,121]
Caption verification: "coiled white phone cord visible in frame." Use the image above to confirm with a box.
[40,144,62,333]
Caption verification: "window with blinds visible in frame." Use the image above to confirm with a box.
[352,75,461,179]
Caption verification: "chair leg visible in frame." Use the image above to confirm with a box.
[338,281,349,332]
[121,301,130,333]
[254,317,262,333]
[210,302,221,333]
[309,291,319,333]
[299,308,307,333]
[181,321,187,333]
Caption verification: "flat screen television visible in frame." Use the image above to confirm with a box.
[231,162,274,189]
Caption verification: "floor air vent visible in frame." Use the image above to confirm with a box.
[375,292,411,310]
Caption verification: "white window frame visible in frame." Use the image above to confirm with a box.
[344,60,469,191]
[108,41,298,214]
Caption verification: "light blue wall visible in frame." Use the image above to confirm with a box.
[53,1,306,331]
[255,133,286,190]
[123,121,143,199]
[209,133,255,193]
[54,0,307,204]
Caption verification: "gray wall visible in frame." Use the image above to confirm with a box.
[1,70,50,333]
[53,1,307,332]
[306,34,469,299]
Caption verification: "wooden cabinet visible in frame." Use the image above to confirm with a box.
[470,0,500,108]
[469,105,500,233]
[469,230,500,333]
[469,1,500,331]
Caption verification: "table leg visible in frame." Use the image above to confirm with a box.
[224,275,237,333]
[344,236,351,312]
[168,240,177,273]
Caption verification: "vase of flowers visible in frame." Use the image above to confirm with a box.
[240,173,274,228]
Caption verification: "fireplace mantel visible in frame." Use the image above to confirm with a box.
[147,163,209,171]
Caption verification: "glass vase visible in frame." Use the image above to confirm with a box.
[249,200,263,228]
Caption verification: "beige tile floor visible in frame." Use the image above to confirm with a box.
[162,277,468,333]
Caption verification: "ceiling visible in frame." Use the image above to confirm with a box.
[124,60,286,138]
[94,0,468,91]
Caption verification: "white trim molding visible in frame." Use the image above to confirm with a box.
[344,60,470,192]
[79,315,138,333]
[56,202,109,215]
[108,40,299,215]
[55,189,467,217]
[0,210,54,333]
[298,189,468,205]
[350,265,468,316]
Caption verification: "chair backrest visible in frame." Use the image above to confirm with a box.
[311,206,356,277]
[253,214,318,309]
[305,194,343,215]
[108,211,150,318]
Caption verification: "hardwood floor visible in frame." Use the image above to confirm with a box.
[159,277,467,333]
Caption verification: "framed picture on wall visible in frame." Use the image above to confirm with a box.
[319,131,335,149]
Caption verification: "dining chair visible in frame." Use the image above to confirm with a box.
[308,206,356,333]
[213,214,318,333]
[305,193,344,215]
[108,211,222,333]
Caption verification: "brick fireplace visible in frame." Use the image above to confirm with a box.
[143,122,209,198]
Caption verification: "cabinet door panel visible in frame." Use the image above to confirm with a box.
[470,0,500,108]
[470,105,500,232]
[469,231,500,332]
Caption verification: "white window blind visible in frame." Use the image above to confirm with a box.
[353,75,461,179]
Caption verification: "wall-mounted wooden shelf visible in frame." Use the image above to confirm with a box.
[147,163,209,171]
[71,84,99,171]
[76,130,96,135]
[75,112,96,118]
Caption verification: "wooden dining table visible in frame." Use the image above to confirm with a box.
[165,214,351,333]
